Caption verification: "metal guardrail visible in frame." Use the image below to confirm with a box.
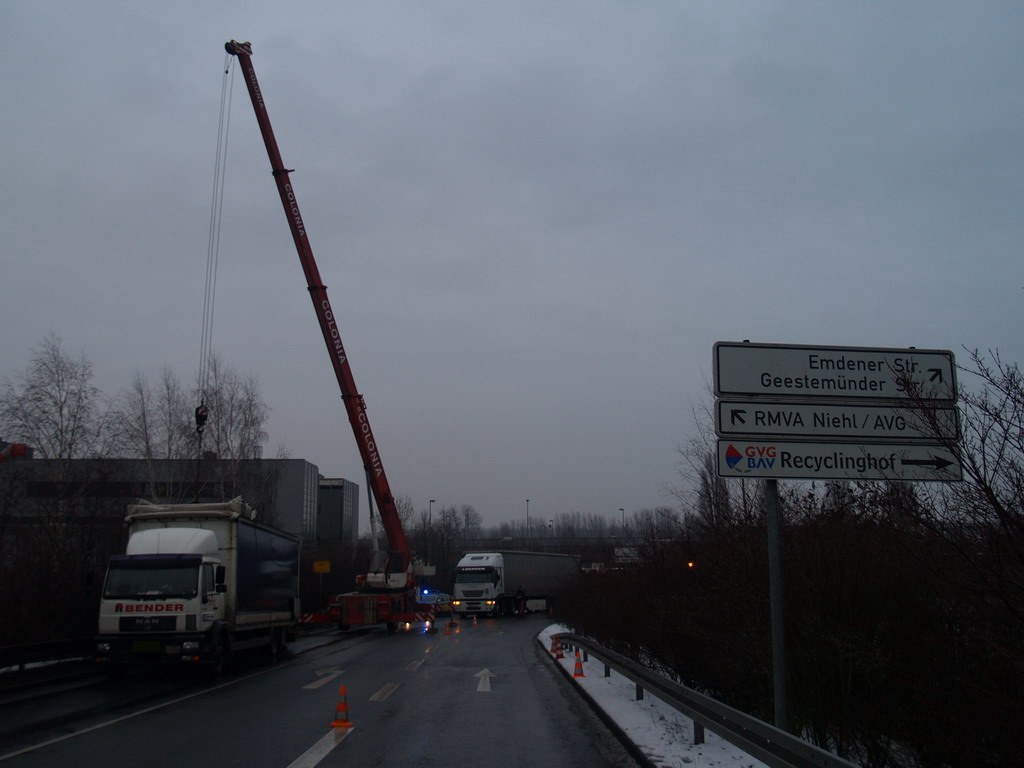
[0,638,92,672]
[551,632,860,768]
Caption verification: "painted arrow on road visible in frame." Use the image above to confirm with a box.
[475,668,497,692]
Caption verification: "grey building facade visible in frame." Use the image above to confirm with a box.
[0,456,352,547]
[317,477,359,546]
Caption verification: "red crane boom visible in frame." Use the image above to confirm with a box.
[225,41,411,567]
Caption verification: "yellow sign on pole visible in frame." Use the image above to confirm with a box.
[313,560,331,574]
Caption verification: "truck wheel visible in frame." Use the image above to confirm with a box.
[210,636,230,677]
[268,629,284,664]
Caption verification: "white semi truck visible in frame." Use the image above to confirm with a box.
[451,550,580,617]
[95,498,299,673]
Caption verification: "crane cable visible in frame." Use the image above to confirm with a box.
[196,52,236,442]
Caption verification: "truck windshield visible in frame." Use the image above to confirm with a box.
[455,568,494,584]
[104,555,200,599]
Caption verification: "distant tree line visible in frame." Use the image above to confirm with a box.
[556,349,1024,768]
[387,500,680,586]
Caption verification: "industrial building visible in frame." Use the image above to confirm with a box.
[0,454,359,546]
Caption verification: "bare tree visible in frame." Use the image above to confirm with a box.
[696,451,732,526]
[395,494,416,536]
[111,367,193,460]
[197,354,269,462]
[460,504,482,538]
[0,333,111,460]
[0,336,124,643]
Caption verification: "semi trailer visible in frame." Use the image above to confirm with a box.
[452,551,581,617]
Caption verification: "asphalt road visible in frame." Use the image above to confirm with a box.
[0,615,640,768]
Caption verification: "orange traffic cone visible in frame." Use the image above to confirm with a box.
[472,614,478,626]
[573,650,585,678]
[549,636,560,654]
[330,685,353,727]
[444,619,452,635]
[554,641,564,660]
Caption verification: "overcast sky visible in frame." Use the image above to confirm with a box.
[2,2,1022,530]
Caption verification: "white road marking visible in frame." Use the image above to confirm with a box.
[369,681,401,701]
[475,668,497,692]
[286,727,354,768]
[406,659,425,672]
[303,668,344,689]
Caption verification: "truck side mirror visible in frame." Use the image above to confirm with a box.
[215,565,226,585]
[215,584,227,594]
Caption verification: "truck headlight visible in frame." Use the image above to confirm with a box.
[182,641,200,651]
[452,600,461,606]
[96,642,111,652]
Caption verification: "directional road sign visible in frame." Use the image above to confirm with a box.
[716,400,960,442]
[714,342,956,402]
[717,439,962,481]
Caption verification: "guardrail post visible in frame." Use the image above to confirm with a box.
[693,720,705,745]
[635,682,644,701]
[583,650,589,662]
[604,663,610,677]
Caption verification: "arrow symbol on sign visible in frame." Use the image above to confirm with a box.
[901,456,954,471]
[475,668,497,692]
[928,368,944,383]
[730,409,747,426]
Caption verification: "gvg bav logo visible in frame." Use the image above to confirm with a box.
[725,443,777,472]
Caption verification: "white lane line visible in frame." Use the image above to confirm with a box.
[304,668,344,689]
[286,727,354,768]
[369,681,400,701]
[406,659,424,672]
[0,664,282,763]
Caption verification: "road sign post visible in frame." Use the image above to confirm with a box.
[711,340,962,739]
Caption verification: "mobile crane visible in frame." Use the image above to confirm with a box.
[225,41,428,631]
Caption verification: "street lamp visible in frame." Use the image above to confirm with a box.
[429,500,435,560]
[526,499,530,538]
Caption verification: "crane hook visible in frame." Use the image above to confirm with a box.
[195,404,209,434]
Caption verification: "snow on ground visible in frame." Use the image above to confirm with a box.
[539,624,768,768]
